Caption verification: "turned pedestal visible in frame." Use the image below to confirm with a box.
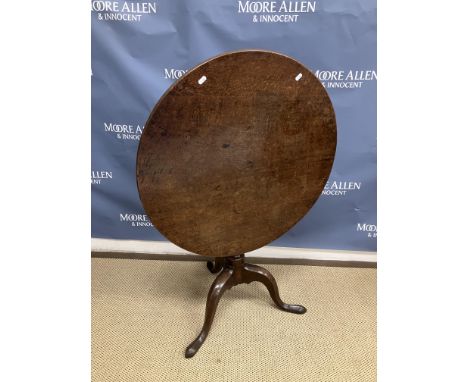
[185,255,306,358]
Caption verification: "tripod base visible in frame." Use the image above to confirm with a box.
[185,254,306,358]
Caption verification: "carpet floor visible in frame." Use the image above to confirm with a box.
[92,258,376,382]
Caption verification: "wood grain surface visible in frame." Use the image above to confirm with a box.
[136,50,337,257]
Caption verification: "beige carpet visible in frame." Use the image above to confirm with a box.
[92,258,376,382]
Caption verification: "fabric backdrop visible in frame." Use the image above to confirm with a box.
[91,0,377,251]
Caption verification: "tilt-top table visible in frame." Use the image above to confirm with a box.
[136,50,337,358]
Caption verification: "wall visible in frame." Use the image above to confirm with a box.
[91,0,377,252]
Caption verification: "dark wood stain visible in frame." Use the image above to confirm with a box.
[185,254,306,358]
[136,50,337,258]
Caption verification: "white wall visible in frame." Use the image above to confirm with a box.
[92,238,377,263]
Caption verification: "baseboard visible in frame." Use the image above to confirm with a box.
[91,238,377,267]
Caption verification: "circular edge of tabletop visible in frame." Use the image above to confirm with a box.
[135,49,337,258]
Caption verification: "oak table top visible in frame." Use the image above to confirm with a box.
[136,50,337,257]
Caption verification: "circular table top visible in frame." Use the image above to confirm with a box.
[137,50,337,257]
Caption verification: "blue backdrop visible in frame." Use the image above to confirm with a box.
[91,0,377,251]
